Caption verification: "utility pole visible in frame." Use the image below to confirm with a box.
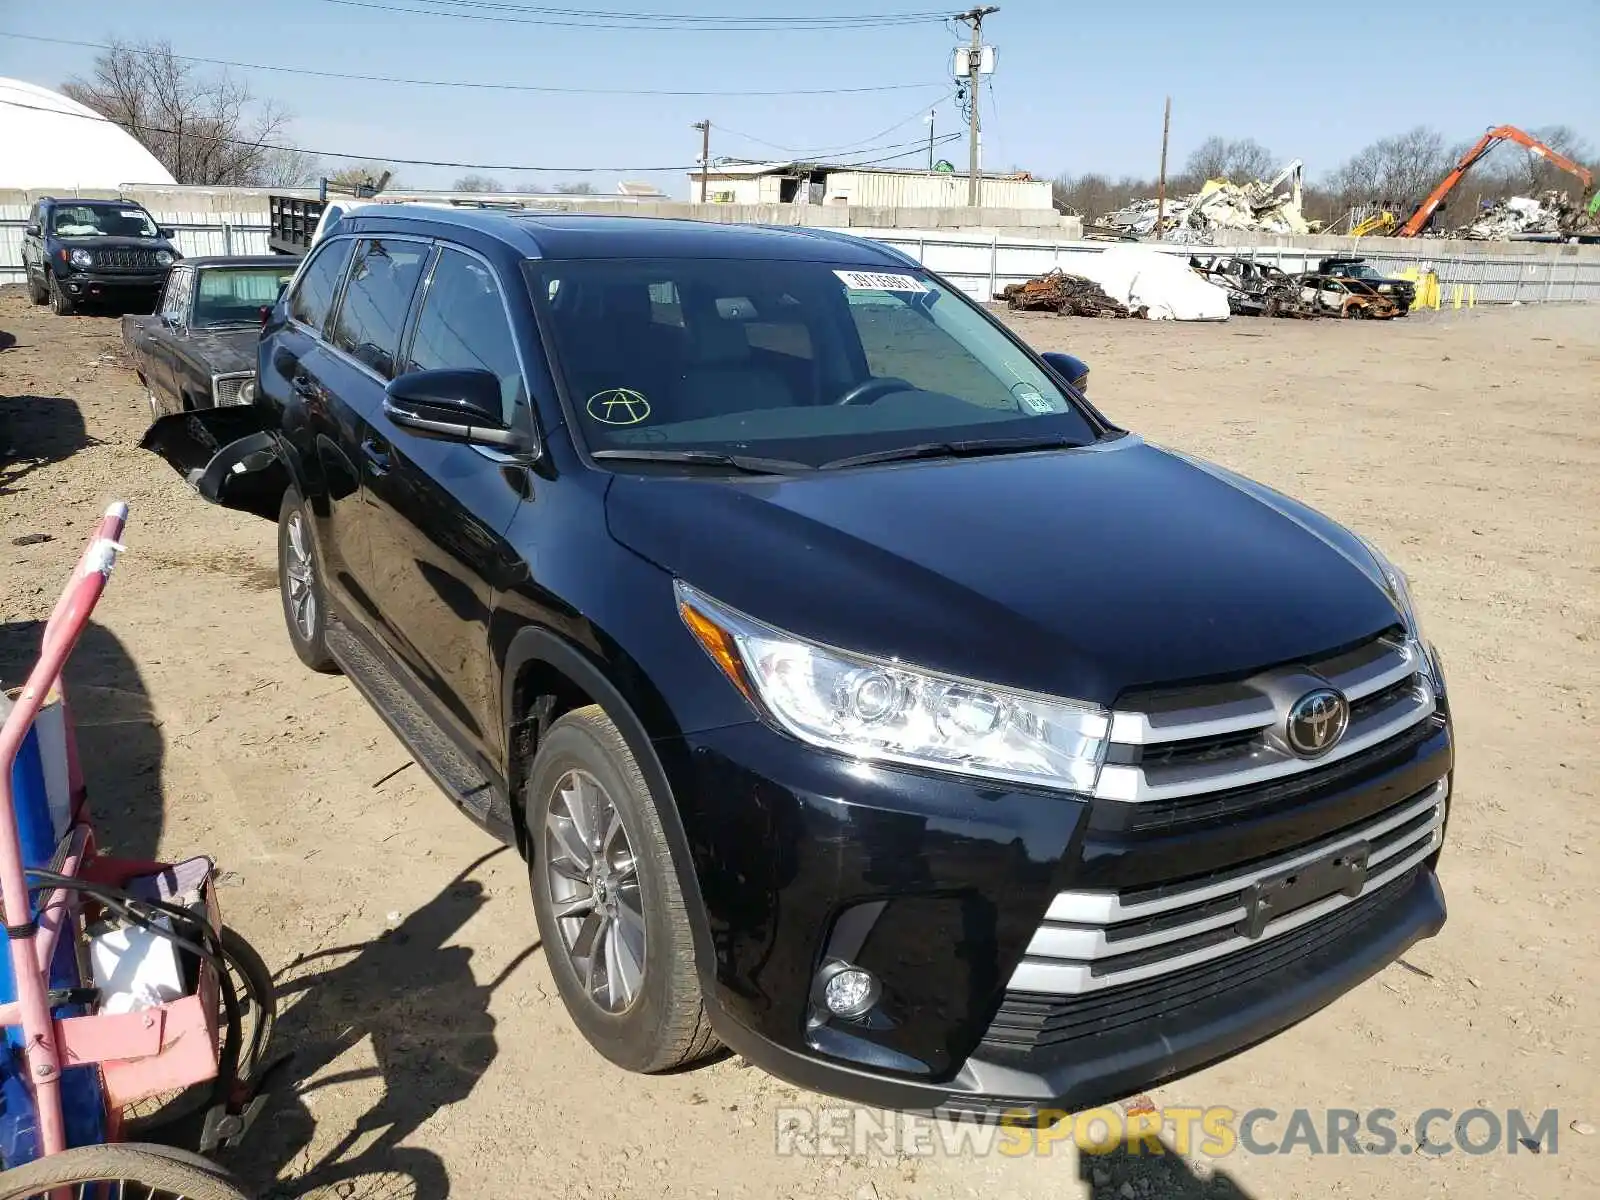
[692,120,710,203]
[954,6,997,207]
[1154,96,1171,240]
[926,108,936,170]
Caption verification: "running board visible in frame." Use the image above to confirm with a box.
[325,620,516,843]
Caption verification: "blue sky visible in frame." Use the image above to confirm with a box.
[2,0,1596,196]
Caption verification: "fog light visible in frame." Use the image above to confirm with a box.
[822,965,880,1019]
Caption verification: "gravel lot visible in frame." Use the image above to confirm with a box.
[1,286,1596,1200]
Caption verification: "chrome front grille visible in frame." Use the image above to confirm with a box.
[1095,630,1435,804]
[211,373,252,407]
[1009,779,1447,995]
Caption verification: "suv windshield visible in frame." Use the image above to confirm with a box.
[51,204,160,239]
[530,258,1101,468]
[194,266,297,326]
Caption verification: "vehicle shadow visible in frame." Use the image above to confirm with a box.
[229,846,541,1200]
[1074,1133,1256,1199]
[0,619,165,862]
[0,394,95,498]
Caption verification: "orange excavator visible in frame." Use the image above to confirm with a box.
[1397,125,1595,237]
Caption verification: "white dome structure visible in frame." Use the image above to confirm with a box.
[0,77,176,189]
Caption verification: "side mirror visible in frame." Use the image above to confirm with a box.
[159,226,176,239]
[383,369,524,450]
[1041,351,1090,394]
[26,223,40,236]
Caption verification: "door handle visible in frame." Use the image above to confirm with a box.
[360,437,392,475]
[290,374,318,399]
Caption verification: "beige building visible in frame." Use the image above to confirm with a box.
[686,162,1054,210]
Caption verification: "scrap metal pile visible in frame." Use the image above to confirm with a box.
[1099,163,1318,240]
[998,270,1133,318]
[1453,190,1599,240]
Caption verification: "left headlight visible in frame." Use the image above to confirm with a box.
[68,249,93,268]
[675,582,1110,792]
[155,250,174,266]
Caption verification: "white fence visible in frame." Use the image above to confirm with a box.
[5,206,1599,307]
[858,229,1600,306]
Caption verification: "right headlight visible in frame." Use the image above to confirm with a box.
[1356,535,1442,691]
[675,582,1109,792]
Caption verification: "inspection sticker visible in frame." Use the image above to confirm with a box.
[834,270,928,293]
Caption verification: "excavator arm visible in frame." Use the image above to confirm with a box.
[1397,125,1595,237]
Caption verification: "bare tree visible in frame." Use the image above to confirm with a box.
[1181,136,1277,185]
[62,39,296,186]
[553,181,598,195]
[1326,126,1460,212]
[453,173,503,192]
[257,148,320,188]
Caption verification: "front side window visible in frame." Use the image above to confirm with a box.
[405,247,525,423]
[160,269,193,323]
[51,204,159,238]
[194,267,298,326]
[531,258,1099,468]
[330,238,430,379]
[288,237,356,334]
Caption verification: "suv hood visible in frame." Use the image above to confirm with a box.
[53,235,172,251]
[605,437,1402,706]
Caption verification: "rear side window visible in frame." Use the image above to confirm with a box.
[405,247,526,423]
[330,238,430,379]
[288,237,355,333]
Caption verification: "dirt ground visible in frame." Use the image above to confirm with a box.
[1,287,1596,1200]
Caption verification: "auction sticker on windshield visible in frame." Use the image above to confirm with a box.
[834,270,928,293]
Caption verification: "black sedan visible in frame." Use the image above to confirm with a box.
[123,256,298,419]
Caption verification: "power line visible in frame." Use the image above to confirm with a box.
[0,32,948,97]
[0,94,961,175]
[404,0,949,23]
[713,92,958,159]
[319,0,947,30]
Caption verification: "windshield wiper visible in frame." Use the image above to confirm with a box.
[590,448,813,475]
[820,435,1088,470]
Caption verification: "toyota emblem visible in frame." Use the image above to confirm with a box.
[1286,688,1349,758]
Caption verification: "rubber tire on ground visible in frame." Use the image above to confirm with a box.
[47,275,74,316]
[25,272,47,305]
[527,705,719,1074]
[277,487,338,673]
[0,1142,248,1199]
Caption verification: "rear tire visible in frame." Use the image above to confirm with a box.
[527,705,719,1074]
[277,487,337,673]
[48,274,74,316]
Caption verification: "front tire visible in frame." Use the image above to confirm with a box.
[527,705,718,1073]
[277,487,337,673]
[48,274,75,316]
[25,270,48,305]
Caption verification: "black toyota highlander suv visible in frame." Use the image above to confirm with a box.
[143,208,1452,1118]
[21,196,181,316]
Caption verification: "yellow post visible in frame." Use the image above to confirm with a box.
[1468,285,1476,308]
[1452,284,1462,310]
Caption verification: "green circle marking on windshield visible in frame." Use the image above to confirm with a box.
[587,388,651,426]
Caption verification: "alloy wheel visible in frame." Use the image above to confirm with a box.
[543,768,647,1013]
[284,511,318,641]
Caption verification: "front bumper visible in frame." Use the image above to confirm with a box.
[58,271,167,300]
[661,714,1452,1117]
